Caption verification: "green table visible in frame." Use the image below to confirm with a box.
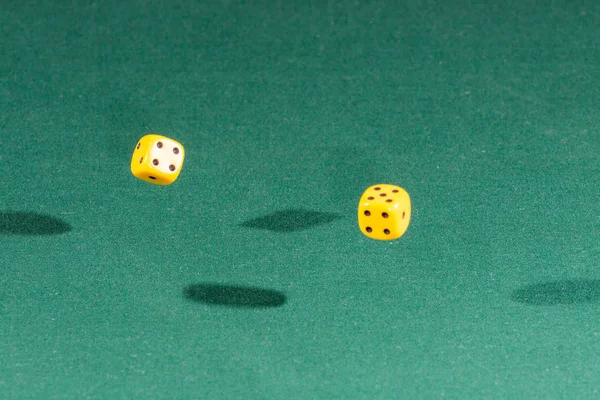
[2,0,600,398]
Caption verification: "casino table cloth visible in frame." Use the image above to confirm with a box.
[2,0,600,398]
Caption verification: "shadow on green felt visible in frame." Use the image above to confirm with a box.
[183,284,286,308]
[240,209,342,232]
[0,212,72,235]
[511,279,600,305]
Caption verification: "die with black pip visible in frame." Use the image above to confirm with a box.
[358,184,411,240]
[131,134,185,185]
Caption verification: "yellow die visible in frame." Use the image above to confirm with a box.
[130,134,185,185]
[358,184,411,240]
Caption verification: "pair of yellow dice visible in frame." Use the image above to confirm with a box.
[131,134,185,185]
[131,137,410,240]
[358,184,411,240]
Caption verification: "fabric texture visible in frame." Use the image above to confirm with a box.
[2,0,600,398]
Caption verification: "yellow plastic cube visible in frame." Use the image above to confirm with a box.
[130,134,185,185]
[358,184,411,240]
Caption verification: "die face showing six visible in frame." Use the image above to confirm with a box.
[358,184,411,240]
[130,134,185,185]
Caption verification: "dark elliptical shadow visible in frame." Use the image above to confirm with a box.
[183,283,286,308]
[240,208,342,232]
[511,279,600,305]
[0,212,72,235]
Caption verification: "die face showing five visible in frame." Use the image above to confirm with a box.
[131,134,185,185]
[358,184,411,240]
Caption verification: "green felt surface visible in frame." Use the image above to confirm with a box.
[2,0,600,398]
